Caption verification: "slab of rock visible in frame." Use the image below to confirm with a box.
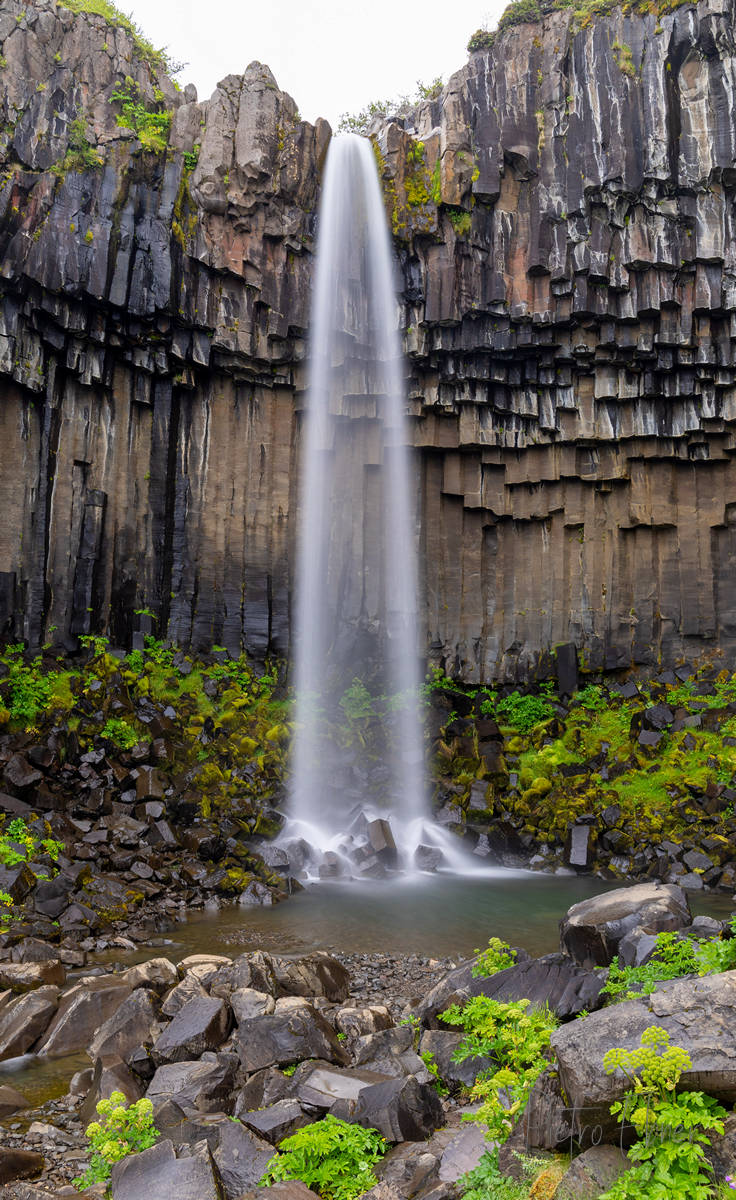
[212,1120,274,1198]
[556,1145,631,1199]
[0,960,65,992]
[240,1099,307,1144]
[152,995,231,1064]
[331,1074,444,1143]
[209,951,277,999]
[560,882,691,967]
[161,975,211,1018]
[271,952,351,1003]
[0,1083,29,1117]
[551,971,736,1132]
[335,1006,393,1039]
[231,987,275,1024]
[706,1112,736,1180]
[238,1184,320,1200]
[122,958,179,993]
[419,1030,493,1089]
[0,985,59,1060]
[88,989,158,1065]
[0,1147,44,1184]
[80,1057,143,1125]
[36,976,132,1057]
[147,1054,237,1114]
[110,1138,222,1200]
[437,1123,488,1182]
[296,1064,392,1109]
[236,998,349,1072]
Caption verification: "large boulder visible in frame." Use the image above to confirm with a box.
[418,1030,493,1089]
[152,996,231,1064]
[122,958,179,994]
[271,952,351,1003]
[551,971,736,1133]
[559,883,691,968]
[110,1138,222,1200]
[236,998,349,1072]
[0,960,65,992]
[0,1147,44,1185]
[147,1054,237,1115]
[0,985,59,1060]
[413,950,601,1026]
[212,1120,274,1199]
[88,989,158,1065]
[36,976,132,1057]
[331,1074,444,1143]
[555,1146,631,1199]
[0,1083,29,1118]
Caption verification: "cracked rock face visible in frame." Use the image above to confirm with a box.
[0,0,735,679]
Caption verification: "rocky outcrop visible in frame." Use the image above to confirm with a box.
[1,0,736,679]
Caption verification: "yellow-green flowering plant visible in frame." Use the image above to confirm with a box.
[72,1092,159,1190]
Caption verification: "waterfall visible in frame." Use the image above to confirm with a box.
[288,133,427,873]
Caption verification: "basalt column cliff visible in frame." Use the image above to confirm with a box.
[0,0,735,680]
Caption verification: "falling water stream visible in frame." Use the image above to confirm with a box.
[287,134,467,875]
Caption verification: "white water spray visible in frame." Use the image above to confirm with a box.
[289,134,426,859]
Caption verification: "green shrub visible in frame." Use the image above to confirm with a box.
[472,937,517,978]
[100,717,139,749]
[467,28,498,52]
[601,931,700,1003]
[601,1027,725,1199]
[72,1091,159,1190]
[460,1148,551,1199]
[259,1115,386,1200]
[109,78,172,153]
[496,690,554,733]
[441,996,558,1142]
[54,117,104,174]
[696,915,736,976]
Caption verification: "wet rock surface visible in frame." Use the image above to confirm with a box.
[0,0,734,681]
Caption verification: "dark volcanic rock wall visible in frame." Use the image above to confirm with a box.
[0,0,735,680]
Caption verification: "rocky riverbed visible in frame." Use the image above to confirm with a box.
[1,881,735,1200]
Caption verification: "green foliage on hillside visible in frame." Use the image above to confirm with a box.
[337,78,443,135]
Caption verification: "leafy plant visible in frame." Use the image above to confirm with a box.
[601,931,699,1003]
[54,117,104,174]
[460,1148,555,1199]
[0,817,63,870]
[496,690,554,733]
[259,1114,386,1200]
[100,717,139,750]
[472,937,517,978]
[441,996,558,1142]
[420,1049,449,1097]
[696,916,736,976]
[72,1091,159,1190]
[600,1027,725,1200]
[109,77,172,153]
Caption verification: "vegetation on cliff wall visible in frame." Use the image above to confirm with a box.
[468,0,698,51]
[59,0,179,76]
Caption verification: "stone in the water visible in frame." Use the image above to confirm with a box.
[0,1083,29,1118]
[318,851,343,879]
[0,985,59,1060]
[366,819,398,865]
[414,844,443,872]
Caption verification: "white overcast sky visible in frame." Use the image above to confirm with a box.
[123,1,507,127]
